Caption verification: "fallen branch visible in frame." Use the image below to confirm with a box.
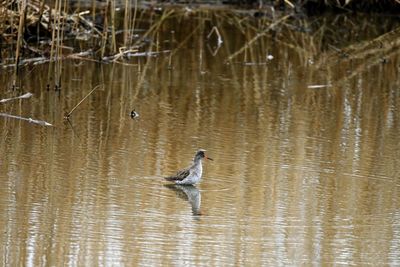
[0,92,33,103]
[0,112,53,126]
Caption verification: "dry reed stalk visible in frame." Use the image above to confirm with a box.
[47,0,59,89]
[64,84,103,119]
[226,14,292,62]
[133,9,175,47]
[131,0,139,35]
[100,0,110,59]
[13,0,27,88]
[91,0,96,22]
[110,0,117,53]
[123,0,131,47]
[168,30,174,69]
[37,0,46,43]
[54,0,67,89]
[284,0,295,8]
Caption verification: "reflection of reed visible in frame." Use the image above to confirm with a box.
[164,184,202,216]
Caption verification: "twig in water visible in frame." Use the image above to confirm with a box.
[0,92,33,103]
[64,84,103,119]
[307,84,332,89]
[0,113,53,127]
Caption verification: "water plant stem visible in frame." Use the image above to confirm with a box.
[64,84,103,119]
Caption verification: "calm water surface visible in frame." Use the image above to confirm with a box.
[1,12,400,266]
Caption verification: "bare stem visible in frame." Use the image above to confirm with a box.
[13,0,27,87]
[64,84,103,119]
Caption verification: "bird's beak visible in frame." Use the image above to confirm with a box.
[206,156,213,161]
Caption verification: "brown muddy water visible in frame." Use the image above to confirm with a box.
[1,11,400,266]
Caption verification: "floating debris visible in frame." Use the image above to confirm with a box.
[307,84,332,89]
[0,113,52,127]
[130,109,139,119]
[0,92,33,103]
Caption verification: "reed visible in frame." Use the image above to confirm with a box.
[64,84,103,119]
[123,0,131,47]
[13,0,27,88]
[100,0,110,59]
[1,0,399,81]
[55,0,66,90]
[45,0,64,90]
[110,0,117,53]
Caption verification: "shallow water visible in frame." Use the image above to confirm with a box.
[1,11,400,266]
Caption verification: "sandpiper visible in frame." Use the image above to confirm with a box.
[165,149,213,185]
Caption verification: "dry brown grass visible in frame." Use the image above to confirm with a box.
[1,0,399,89]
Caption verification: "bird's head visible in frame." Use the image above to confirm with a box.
[194,149,213,162]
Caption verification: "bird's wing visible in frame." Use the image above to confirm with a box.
[165,166,192,181]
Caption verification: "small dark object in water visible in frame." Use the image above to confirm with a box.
[130,109,139,119]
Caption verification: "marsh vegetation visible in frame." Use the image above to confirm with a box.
[1,0,399,90]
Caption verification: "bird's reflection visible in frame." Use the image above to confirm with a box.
[164,184,202,216]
